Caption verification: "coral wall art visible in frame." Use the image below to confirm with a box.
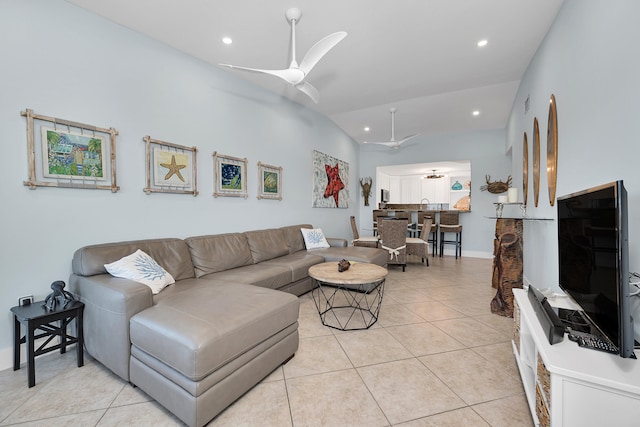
[312,150,349,208]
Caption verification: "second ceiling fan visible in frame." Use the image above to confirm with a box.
[364,108,419,149]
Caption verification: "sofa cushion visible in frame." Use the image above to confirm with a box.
[185,233,253,278]
[262,252,325,282]
[72,238,195,281]
[199,264,292,290]
[244,229,289,263]
[130,282,299,381]
[311,246,389,266]
[280,224,313,253]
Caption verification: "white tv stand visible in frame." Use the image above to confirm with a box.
[513,289,640,426]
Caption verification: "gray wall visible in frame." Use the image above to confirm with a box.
[357,129,511,258]
[0,0,360,365]
[506,0,640,339]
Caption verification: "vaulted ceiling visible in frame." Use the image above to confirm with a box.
[66,0,564,146]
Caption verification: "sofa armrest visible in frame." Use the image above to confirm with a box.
[69,274,153,381]
[327,237,348,248]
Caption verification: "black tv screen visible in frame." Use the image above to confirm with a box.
[557,180,635,358]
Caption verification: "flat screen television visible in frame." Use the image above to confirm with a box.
[381,189,390,203]
[557,180,635,358]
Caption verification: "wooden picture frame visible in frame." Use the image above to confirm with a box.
[22,109,119,191]
[213,152,248,198]
[257,162,282,200]
[143,135,198,196]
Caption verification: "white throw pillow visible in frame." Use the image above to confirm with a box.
[300,228,330,249]
[104,249,175,294]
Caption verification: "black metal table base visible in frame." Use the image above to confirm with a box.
[311,279,385,331]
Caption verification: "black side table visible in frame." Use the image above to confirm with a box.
[11,300,84,387]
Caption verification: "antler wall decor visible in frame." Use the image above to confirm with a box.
[360,177,372,206]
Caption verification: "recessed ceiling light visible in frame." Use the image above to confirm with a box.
[364,126,370,132]
[477,39,488,47]
[222,36,233,45]
[472,110,481,116]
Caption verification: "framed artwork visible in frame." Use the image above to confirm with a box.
[312,150,349,208]
[143,135,198,196]
[213,152,248,198]
[257,161,282,200]
[21,108,119,191]
[41,127,107,181]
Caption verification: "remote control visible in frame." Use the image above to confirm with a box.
[567,330,618,355]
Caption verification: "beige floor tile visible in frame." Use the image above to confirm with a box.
[283,335,352,378]
[431,317,510,347]
[262,365,284,382]
[335,328,412,367]
[471,342,520,380]
[2,409,106,427]
[473,313,516,336]
[286,369,388,427]
[209,380,292,426]
[394,407,490,426]
[110,383,152,407]
[2,360,125,424]
[357,358,465,425]
[383,288,433,304]
[386,323,465,356]
[404,300,466,321]
[439,297,493,316]
[472,394,534,427]
[297,312,335,338]
[419,349,525,405]
[97,401,182,426]
[376,303,426,327]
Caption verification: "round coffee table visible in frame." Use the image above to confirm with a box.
[308,262,387,330]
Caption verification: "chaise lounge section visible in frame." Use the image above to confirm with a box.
[69,224,387,426]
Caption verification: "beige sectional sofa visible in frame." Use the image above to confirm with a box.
[69,224,387,427]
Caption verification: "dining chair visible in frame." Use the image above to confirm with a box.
[378,218,407,272]
[439,211,462,258]
[372,209,387,236]
[406,217,432,266]
[350,216,379,248]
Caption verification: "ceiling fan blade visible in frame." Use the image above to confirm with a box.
[364,141,402,148]
[295,81,319,103]
[299,31,347,75]
[219,64,304,84]
[396,134,419,144]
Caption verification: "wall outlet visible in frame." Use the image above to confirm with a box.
[19,295,34,306]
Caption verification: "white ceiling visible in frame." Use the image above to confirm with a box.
[65,0,563,145]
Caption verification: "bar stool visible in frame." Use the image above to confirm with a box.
[426,210,439,256]
[439,211,462,258]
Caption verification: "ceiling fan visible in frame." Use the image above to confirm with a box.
[363,108,418,149]
[424,170,444,179]
[219,8,346,103]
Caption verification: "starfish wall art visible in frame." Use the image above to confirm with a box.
[312,150,349,208]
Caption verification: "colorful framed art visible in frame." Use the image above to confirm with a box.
[257,162,282,200]
[213,152,248,198]
[21,108,119,192]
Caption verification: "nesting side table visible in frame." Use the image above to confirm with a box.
[11,300,84,387]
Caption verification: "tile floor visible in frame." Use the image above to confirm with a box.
[0,255,534,426]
